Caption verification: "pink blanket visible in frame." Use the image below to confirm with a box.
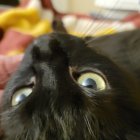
[0,55,23,100]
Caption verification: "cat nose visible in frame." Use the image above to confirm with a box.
[32,35,68,65]
[31,34,74,91]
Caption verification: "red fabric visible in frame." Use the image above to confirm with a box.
[122,12,140,27]
[0,29,34,55]
[0,54,23,95]
[20,0,30,7]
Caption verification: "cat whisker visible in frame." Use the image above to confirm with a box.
[80,19,95,37]
[79,1,109,37]
[89,0,121,33]
[84,115,99,139]
[81,7,107,37]
[82,0,121,37]
[24,129,30,140]
[84,115,94,136]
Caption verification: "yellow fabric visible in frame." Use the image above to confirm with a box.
[0,6,116,38]
[0,7,52,36]
[7,49,24,56]
[69,28,117,37]
[93,28,117,36]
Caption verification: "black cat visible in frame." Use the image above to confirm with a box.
[0,29,140,140]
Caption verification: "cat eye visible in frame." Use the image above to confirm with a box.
[11,87,33,106]
[77,72,106,91]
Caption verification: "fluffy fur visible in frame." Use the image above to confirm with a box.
[1,29,140,140]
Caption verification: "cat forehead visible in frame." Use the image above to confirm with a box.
[33,32,85,50]
[23,32,99,64]
[22,32,113,70]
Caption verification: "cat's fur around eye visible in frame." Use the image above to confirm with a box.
[0,28,140,140]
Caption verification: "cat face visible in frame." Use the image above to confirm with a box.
[1,32,140,140]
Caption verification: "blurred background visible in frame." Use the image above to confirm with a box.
[0,0,139,19]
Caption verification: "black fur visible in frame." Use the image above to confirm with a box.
[1,30,140,140]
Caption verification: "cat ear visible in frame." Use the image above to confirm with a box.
[52,17,67,33]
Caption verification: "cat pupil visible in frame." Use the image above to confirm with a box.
[15,94,26,104]
[12,88,33,106]
[82,78,97,89]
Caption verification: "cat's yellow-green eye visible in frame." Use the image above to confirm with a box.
[77,72,106,91]
[11,87,33,106]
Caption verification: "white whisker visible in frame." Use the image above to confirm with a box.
[84,115,97,139]
[81,0,121,37]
